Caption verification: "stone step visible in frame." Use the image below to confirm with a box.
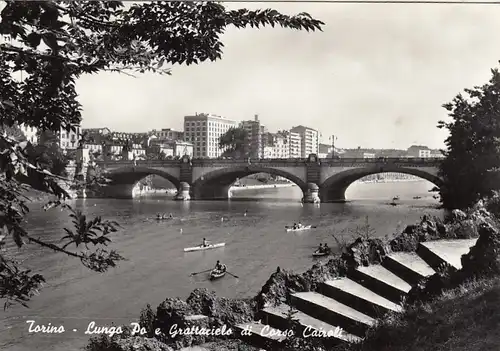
[349,265,412,304]
[382,252,436,285]
[320,278,403,318]
[260,303,362,344]
[417,238,478,271]
[234,322,285,349]
[291,291,375,337]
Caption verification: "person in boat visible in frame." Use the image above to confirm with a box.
[292,222,298,229]
[315,243,323,253]
[214,260,225,272]
[297,221,303,229]
[202,238,209,247]
[323,243,330,254]
[168,213,173,218]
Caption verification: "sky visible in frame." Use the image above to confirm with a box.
[76,1,500,149]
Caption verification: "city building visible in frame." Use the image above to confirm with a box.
[149,128,184,141]
[82,127,111,136]
[183,113,238,158]
[58,125,81,151]
[288,131,302,158]
[290,125,319,158]
[430,149,445,158]
[110,131,149,144]
[239,115,267,158]
[407,145,432,158]
[262,131,290,159]
[148,139,194,158]
[19,124,38,144]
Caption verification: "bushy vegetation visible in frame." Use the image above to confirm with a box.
[438,66,500,210]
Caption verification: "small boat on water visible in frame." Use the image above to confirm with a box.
[183,243,226,252]
[389,201,398,206]
[312,250,329,257]
[285,225,314,232]
[210,265,227,280]
[413,196,422,199]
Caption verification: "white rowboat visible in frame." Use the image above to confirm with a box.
[184,243,226,252]
[285,225,313,232]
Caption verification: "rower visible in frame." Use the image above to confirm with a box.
[293,222,297,229]
[168,213,173,218]
[202,238,208,247]
[244,210,247,217]
[298,221,303,228]
[323,243,330,253]
[316,243,323,253]
[214,260,225,271]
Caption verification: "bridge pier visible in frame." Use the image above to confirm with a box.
[319,186,347,203]
[174,182,191,201]
[302,183,321,203]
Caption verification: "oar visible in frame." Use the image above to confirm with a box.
[226,271,239,279]
[190,269,212,276]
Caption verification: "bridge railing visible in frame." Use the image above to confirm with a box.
[94,157,443,167]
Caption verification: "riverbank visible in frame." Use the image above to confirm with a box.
[84,196,500,351]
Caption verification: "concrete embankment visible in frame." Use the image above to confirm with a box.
[229,183,295,191]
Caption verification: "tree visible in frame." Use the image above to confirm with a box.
[0,1,323,308]
[219,127,249,158]
[0,124,27,142]
[27,130,69,176]
[438,66,500,209]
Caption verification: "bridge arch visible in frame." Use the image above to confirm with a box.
[319,166,443,202]
[191,166,308,200]
[101,166,181,198]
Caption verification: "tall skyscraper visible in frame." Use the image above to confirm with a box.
[183,113,238,158]
[290,125,319,158]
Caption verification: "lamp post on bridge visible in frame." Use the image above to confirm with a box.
[329,135,337,158]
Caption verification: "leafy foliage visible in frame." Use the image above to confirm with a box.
[219,127,249,158]
[27,130,69,176]
[0,0,323,308]
[438,67,500,209]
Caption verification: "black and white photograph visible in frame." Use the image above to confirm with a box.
[1,1,499,351]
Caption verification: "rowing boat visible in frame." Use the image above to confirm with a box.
[210,266,227,280]
[285,225,313,232]
[312,250,329,257]
[183,243,226,252]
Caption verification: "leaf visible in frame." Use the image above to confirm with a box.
[26,32,42,48]
[41,33,59,53]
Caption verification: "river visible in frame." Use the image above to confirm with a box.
[0,180,441,351]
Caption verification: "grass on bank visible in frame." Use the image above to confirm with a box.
[339,277,500,351]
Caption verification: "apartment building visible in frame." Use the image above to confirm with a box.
[407,145,432,158]
[59,125,81,151]
[262,131,290,159]
[288,131,302,158]
[290,125,319,158]
[239,115,267,158]
[149,138,194,158]
[183,113,238,158]
[149,128,184,141]
[19,124,38,144]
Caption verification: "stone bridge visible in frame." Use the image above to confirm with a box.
[92,154,442,203]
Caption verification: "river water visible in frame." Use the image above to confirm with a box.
[1,180,441,351]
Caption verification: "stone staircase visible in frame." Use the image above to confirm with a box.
[235,238,478,349]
